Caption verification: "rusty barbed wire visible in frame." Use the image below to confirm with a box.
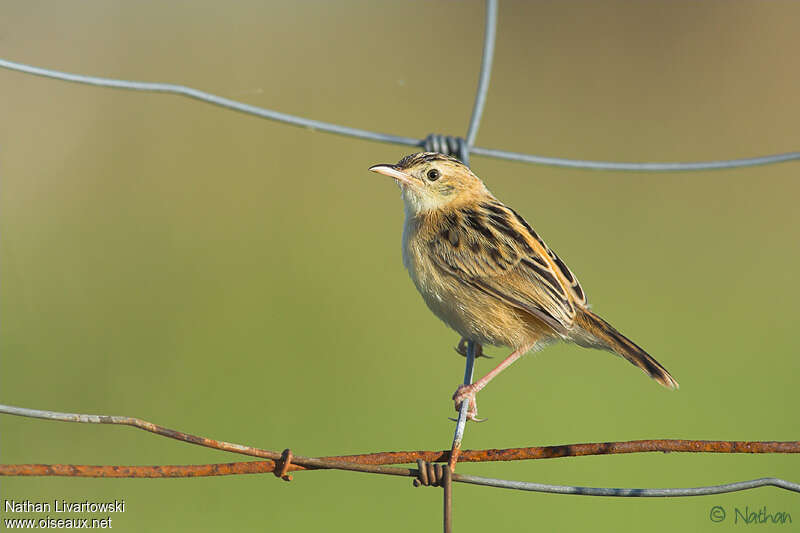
[2,460,799,498]
[4,460,799,498]
[2,403,799,498]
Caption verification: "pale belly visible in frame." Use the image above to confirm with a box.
[402,230,545,349]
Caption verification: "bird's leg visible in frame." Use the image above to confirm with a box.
[455,337,491,358]
[452,343,534,421]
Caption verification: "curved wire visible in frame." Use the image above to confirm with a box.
[465,0,498,147]
[1,57,798,172]
[0,58,422,149]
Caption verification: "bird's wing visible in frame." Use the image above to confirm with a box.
[427,201,587,334]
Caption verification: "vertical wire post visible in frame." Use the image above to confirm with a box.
[464,0,498,148]
[442,466,453,533]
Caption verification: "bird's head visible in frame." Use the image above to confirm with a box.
[369,152,488,215]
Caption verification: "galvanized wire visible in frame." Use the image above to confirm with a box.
[0,58,421,148]
[1,56,798,172]
[470,145,800,171]
[448,341,477,471]
[454,474,800,497]
[465,0,497,147]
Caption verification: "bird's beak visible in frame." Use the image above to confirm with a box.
[369,164,418,188]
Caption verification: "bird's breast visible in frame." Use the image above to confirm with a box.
[400,213,535,348]
[402,208,542,347]
[401,214,429,296]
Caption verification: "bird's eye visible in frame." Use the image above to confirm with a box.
[427,169,441,181]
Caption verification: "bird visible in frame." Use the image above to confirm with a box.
[369,152,678,421]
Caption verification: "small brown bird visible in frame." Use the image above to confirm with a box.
[370,152,678,420]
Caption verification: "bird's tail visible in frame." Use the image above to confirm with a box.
[575,309,679,390]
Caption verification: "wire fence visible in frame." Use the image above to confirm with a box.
[2,14,800,171]
[1,1,798,531]
[2,403,799,498]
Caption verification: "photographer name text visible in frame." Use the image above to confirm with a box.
[4,499,125,514]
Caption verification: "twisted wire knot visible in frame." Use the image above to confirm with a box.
[273,448,293,482]
[423,134,470,166]
[412,459,452,488]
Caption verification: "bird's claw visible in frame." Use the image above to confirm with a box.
[454,338,492,359]
[452,383,484,422]
[448,415,488,422]
[455,338,468,357]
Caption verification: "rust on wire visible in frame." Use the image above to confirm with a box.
[325,438,800,466]
[0,462,276,478]
[0,460,417,479]
[3,439,797,479]
[454,439,800,461]
[320,438,800,468]
[103,416,283,461]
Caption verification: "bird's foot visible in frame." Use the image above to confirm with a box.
[452,384,487,422]
[455,338,469,357]
[454,338,491,359]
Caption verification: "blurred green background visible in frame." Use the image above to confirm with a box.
[1,1,798,531]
